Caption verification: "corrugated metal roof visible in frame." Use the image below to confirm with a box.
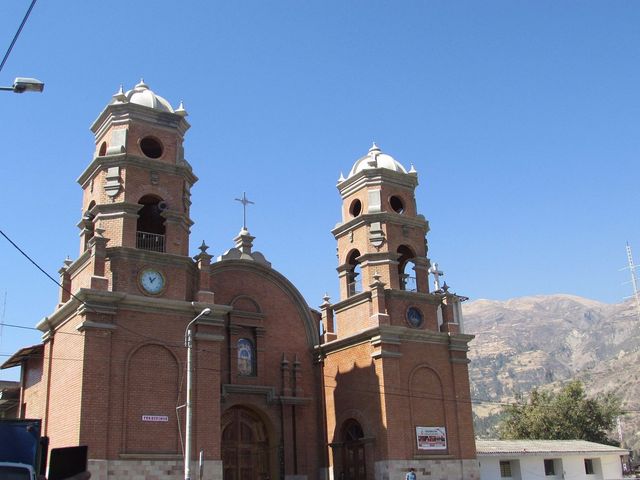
[0,344,44,369]
[476,439,628,456]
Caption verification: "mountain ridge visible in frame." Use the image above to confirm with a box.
[463,293,640,453]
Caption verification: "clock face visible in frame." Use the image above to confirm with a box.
[406,306,424,328]
[139,269,165,295]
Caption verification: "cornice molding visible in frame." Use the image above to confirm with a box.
[106,247,196,270]
[337,168,418,198]
[331,291,371,313]
[332,212,429,239]
[316,324,470,356]
[37,288,230,332]
[91,103,190,138]
[77,153,197,187]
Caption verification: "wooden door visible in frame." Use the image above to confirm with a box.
[342,419,366,480]
[222,407,270,480]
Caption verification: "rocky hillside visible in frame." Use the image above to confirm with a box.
[463,294,640,453]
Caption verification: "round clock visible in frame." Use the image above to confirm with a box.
[139,268,166,295]
[406,306,424,328]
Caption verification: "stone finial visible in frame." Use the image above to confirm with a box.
[338,172,345,182]
[175,100,188,117]
[409,163,417,173]
[370,270,386,289]
[59,256,73,275]
[94,228,106,238]
[112,84,127,103]
[199,240,209,254]
[234,228,254,254]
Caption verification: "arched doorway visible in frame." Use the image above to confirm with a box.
[222,406,271,480]
[342,419,366,480]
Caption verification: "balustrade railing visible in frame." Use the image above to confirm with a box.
[136,231,165,252]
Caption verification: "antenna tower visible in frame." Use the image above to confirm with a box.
[624,242,640,322]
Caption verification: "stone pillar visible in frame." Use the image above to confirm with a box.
[320,295,336,342]
[369,273,389,325]
[87,228,109,290]
[194,241,215,303]
[58,258,73,307]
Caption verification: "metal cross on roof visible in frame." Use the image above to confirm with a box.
[234,192,254,230]
[428,262,444,291]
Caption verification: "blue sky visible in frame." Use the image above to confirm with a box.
[1,1,639,379]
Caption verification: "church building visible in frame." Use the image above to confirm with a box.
[3,81,479,480]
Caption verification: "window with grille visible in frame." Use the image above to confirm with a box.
[500,461,512,478]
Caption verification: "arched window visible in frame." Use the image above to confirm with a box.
[237,338,256,376]
[342,419,364,442]
[397,245,416,291]
[346,249,362,297]
[136,195,166,252]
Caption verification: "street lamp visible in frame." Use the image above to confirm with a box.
[0,77,44,93]
[184,307,211,480]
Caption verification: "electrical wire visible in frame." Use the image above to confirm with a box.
[2,325,639,414]
[2,227,639,420]
[0,0,39,75]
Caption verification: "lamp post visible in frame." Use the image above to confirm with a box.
[0,77,44,93]
[184,307,211,480]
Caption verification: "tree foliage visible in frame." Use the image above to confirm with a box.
[498,381,621,445]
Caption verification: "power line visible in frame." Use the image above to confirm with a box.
[3,225,637,417]
[0,227,190,347]
[0,0,39,75]
[0,229,62,291]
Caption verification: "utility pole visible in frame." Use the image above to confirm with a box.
[623,243,640,322]
[184,307,211,480]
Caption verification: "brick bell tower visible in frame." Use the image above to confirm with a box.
[73,80,202,300]
[319,144,478,480]
[40,81,227,478]
[81,80,193,251]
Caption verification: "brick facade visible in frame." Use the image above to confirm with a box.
[5,83,478,480]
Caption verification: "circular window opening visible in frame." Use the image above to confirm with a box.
[390,195,404,214]
[140,136,163,159]
[349,199,362,217]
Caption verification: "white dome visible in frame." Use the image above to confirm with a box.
[347,143,407,178]
[111,80,175,113]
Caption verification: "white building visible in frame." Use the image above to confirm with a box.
[476,439,628,480]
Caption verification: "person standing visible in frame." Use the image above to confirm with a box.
[405,468,417,480]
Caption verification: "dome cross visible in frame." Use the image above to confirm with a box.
[234,192,255,230]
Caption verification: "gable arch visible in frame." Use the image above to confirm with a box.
[230,294,262,314]
[210,261,320,347]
